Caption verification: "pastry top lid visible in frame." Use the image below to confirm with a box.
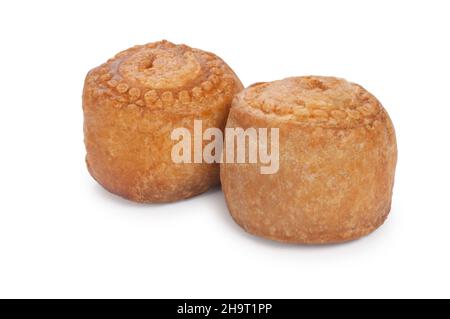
[84,40,241,110]
[237,76,384,128]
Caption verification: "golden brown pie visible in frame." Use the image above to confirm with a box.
[83,40,243,202]
[220,76,397,244]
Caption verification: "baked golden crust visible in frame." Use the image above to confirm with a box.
[239,76,382,128]
[220,76,397,244]
[83,40,243,202]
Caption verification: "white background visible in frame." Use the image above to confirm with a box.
[0,0,449,298]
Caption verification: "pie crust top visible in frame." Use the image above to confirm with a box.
[84,40,240,111]
[238,76,384,128]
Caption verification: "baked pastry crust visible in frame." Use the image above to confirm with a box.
[220,76,397,244]
[83,40,243,202]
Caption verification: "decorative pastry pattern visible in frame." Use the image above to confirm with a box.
[241,76,383,127]
[84,40,238,111]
